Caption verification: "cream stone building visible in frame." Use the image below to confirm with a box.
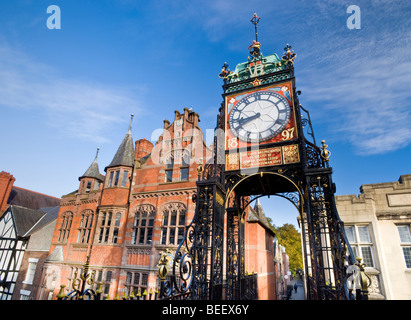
[336,174,411,300]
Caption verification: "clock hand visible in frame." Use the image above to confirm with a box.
[238,112,261,127]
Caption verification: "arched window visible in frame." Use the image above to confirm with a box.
[58,211,73,243]
[132,205,155,245]
[77,210,94,243]
[161,203,186,245]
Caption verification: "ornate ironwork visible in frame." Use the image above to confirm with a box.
[157,20,367,300]
[250,13,260,42]
[299,103,317,145]
[57,256,102,300]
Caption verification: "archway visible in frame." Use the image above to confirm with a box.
[222,171,308,300]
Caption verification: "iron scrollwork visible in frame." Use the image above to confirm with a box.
[57,256,102,300]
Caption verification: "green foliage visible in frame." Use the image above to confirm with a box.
[267,218,303,273]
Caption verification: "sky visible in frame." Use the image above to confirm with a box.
[1,0,410,230]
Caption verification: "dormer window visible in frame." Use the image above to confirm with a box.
[85,181,92,193]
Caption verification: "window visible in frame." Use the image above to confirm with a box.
[20,290,31,300]
[122,171,129,187]
[114,170,120,186]
[164,151,191,182]
[77,210,94,243]
[108,171,114,187]
[397,225,411,268]
[398,225,411,243]
[180,168,189,181]
[132,205,155,245]
[23,259,38,285]
[180,152,190,181]
[346,225,374,267]
[58,212,73,243]
[346,226,356,243]
[125,272,149,296]
[85,181,92,193]
[98,211,120,244]
[112,213,121,244]
[164,155,174,183]
[92,269,113,297]
[161,203,186,245]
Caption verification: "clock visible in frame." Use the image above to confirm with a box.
[228,90,291,142]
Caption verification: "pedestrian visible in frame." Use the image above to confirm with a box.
[294,283,297,293]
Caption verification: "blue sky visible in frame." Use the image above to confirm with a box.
[1,0,410,229]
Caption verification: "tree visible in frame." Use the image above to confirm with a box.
[267,219,303,273]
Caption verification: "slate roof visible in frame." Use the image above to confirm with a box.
[106,122,134,170]
[7,186,61,210]
[10,205,46,237]
[79,148,105,181]
[29,206,59,234]
[6,205,59,238]
[248,198,275,235]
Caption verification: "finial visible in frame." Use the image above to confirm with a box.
[94,147,100,161]
[128,114,134,133]
[250,13,260,42]
[249,13,261,58]
[320,140,331,162]
[282,44,297,65]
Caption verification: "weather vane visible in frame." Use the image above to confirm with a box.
[250,13,260,42]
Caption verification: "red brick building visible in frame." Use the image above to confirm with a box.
[40,108,276,300]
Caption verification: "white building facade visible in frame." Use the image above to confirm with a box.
[336,174,411,300]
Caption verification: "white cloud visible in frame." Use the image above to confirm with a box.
[0,43,143,144]
[293,1,411,155]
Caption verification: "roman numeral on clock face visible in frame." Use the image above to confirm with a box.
[228,90,291,143]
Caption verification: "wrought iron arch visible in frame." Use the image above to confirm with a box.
[224,171,304,212]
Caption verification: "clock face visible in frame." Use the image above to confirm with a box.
[228,90,291,142]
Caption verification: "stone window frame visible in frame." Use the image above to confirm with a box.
[93,269,114,298]
[131,204,155,245]
[396,224,411,269]
[77,210,94,244]
[23,258,39,285]
[58,211,73,243]
[125,271,149,296]
[345,224,375,268]
[160,202,186,246]
[98,210,123,244]
[106,168,130,188]
[163,149,192,183]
